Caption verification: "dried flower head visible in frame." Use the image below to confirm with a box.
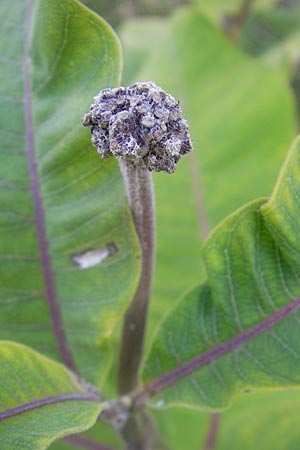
[82,81,192,173]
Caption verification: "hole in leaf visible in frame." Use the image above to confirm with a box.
[71,242,118,269]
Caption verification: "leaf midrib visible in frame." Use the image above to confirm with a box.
[140,298,300,398]
[23,0,75,370]
[0,391,101,421]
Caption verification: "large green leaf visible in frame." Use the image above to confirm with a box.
[119,7,300,447]
[119,6,300,448]
[0,0,140,387]
[119,8,296,339]
[142,135,300,409]
[0,341,102,449]
[120,17,207,343]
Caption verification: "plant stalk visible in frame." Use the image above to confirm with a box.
[117,160,155,395]
[120,407,169,450]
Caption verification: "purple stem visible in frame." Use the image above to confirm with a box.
[203,414,220,450]
[65,435,116,450]
[24,0,75,370]
[135,298,300,401]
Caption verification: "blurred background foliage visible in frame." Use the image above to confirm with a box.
[82,0,191,25]
[83,0,300,92]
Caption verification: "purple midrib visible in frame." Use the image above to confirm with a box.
[23,0,75,371]
[0,392,101,421]
[142,298,300,397]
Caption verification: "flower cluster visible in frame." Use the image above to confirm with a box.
[82,81,192,173]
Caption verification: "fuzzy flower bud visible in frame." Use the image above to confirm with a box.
[82,81,192,173]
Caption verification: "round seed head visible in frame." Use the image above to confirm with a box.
[82,81,193,173]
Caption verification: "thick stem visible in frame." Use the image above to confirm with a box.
[99,396,168,450]
[120,408,169,450]
[117,160,155,395]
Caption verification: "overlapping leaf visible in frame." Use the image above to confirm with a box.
[0,0,140,387]
[143,136,300,409]
[0,341,102,449]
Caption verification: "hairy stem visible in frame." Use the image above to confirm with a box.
[120,407,169,450]
[117,161,155,395]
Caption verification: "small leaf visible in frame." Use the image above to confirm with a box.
[142,135,300,410]
[0,341,102,449]
[0,0,140,387]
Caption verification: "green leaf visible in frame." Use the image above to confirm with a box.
[152,390,300,450]
[0,0,140,387]
[147,160,207,341]
[216,390,300,450]
[142,135,300,410]
[120,16,207,343]
[64,390,300,450]
[152,407,208,450]
[0,341,102,449]
[119,8,296,340]
[50,420,123,449]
